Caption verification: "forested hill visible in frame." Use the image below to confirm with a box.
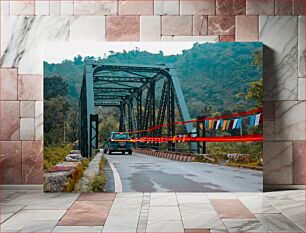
[44,42,262,117]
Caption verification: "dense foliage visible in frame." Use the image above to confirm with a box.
[44,42,262,117]
[86,156,107,192]
[44,76,78,146]
[43,144,73,170]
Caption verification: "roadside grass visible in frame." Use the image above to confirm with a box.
[44,144,93,192]
[43,144,73,171]
[81,158,90,169]
[193,142,263,170]
[86,156,107,192]
[194,154,262,170]
[193,153,223,164]
[227,161,263,170]
[64,163,84,192]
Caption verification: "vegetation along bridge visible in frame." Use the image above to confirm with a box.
[79,59,262,158]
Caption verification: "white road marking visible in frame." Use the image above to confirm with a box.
[108,160,123,192]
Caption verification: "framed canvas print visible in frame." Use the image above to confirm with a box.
[43,42,263,192]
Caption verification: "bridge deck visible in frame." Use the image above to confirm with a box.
[105,151,262,192]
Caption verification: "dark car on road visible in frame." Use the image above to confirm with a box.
[104,132,133,155]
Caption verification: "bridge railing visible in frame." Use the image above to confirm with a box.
[123,108,263,153]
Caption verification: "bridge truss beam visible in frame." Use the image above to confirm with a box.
[80,60,196,157]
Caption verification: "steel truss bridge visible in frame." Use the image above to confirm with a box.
[79,59,196,157]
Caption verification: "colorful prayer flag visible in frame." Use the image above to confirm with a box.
[232,119,238,129]
[255,114,261,126]
[226,120,231,130]
[250,115,256,126]
[216,120,221,129]
[222,120,227,130]
[236,118,242,129]
[228,120,234,129]
[208,120,213,129]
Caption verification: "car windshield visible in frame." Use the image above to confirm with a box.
[112,133,131,140]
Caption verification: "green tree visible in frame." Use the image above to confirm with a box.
[98,115,119,143]
[44,96,71,145]
[45,42,263,117]
[252,49,263,69]
[44,76,68,99]
[236,49,263,108]
[243,79,263,108]
[95,107,120,146]
[73,55,83,65]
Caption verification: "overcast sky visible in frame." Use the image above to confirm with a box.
[43,42,209,63]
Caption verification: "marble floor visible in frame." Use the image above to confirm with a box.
[0,189,304,232]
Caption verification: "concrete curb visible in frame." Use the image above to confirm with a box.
[108,160,123,192]
[134,149,194,162]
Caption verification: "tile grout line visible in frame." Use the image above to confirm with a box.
[136,193,145,233]
[259,200,305,231]
[0,199,26,225]
[175,192,185,231]
[136,192,151,233]
[55,193,81,226]
[255,212,304,232]
[1,191,25,204]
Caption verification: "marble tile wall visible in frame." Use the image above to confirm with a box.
[236,16,258,41]
[118,0,153,15]
[216,0,246,15]
[260,16,298,101]
[70,16,106,41]
[74,1,117,15]
[264,141,293,185]
[208,16,235,36]
[162,16,193,36]
[21,141,43,184]
[106,16,140,41]
[0,141,22,184]
[154,0,179,15]
[259,14,305,188]
[298,16,305,79]
[0,0,305,187]
[140,16,160,41]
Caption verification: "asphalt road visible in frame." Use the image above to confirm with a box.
[105,151,262,192]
